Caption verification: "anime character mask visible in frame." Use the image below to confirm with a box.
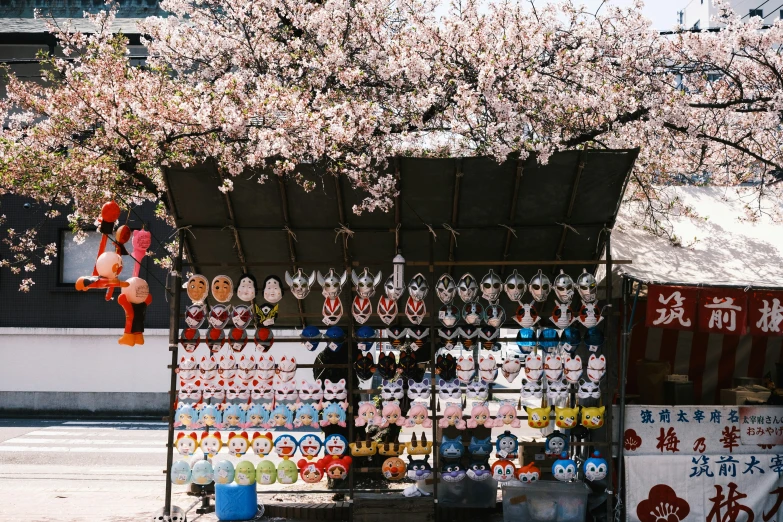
[298,434,323,459]
[318,269,347,299]
[185,274,209,303]
[322,297,343,326]
[227,432,250,457]
[191,460,213,485]
[251,432,273,456]
[513,303,539,329]
[491,460,517,482]
[276,460,298,484]
[324,434,349,457]
[438,304,460,327]
[382,457,407,481]
[551,302,574,329]
[457,355,476,383]
[547,379,570,404]
[405,296,426,325]
[440,436,464,460]
[176,432,198,456]
[467,459,492,481]
[297,459,325,483]
[441,462,466,482]
[406,432,433,456]
[516,462,541,483]
[349,438,377,457]
[256,460,277,485]
[274,434,298,459]
[529,270,551,302]
[553,454,577,482]
[564,355,583,383]
[485,304,506,328]
[583,452,608,481]
[495,431,519,459]
[504,270,526,302]
[325,457,352,480]
[553,270,575,304]
[285,269,316,300]
[480,269,502,303]
[462,301,484,326]
[555,406,579,429]
[170,460,192,485]
[407,379,431,402]
[300,325,321,352]
[383,274,403,301]
[352,296,372,324]
[211,275,233,303]
[587,354,606,382]
[457,273,478,303]
[526,406,551,429]
[236,274,257,302]
[438,379,461,401]
[200,431,223,457]
[545,431,568,457]
[581,406,605,429]
[352,268,382,299]
[467,436,492,458]
[577,269,598,303]
[407,456,433,481]
[436,274,457,304]
[407,273,429,302]
[377,296,398,325]
[578,302,603,328]
[501,355,522,382]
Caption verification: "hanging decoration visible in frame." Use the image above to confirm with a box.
[457,273,479,303]
[513,303,539,328]
[529,270,551,302]
[285,269,316,300]
[436,273,457,304]
[504,270,526,302]
[479,269,502,303]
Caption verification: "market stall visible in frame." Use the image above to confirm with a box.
[611,186,783,522]
[152,149,637,521]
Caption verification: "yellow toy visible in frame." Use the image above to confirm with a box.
[555,406,579,429]
[406,432,433,456]
[349,438,377,457]
[377,441,404,457]
[525,406,551,429]
[581,406,605,429]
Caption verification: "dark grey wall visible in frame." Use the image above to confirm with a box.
[0,195,172,328]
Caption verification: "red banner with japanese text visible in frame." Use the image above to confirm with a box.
[646,285,699,331]
[749,291,783,336]
[698,289,748,335]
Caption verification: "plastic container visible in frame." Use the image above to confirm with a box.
[437,478,498,508]
[502,481,589,522]
[215,482,258,521]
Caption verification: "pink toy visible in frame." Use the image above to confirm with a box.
[438,403,466,430]
[354,401,382,427]
[404,403,432,428]
[131,229,151,278]
[466,403,491,429]
[378,401,406,428]
[493,402,521,428]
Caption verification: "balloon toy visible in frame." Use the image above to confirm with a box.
[276,459,298,484]
[467,459,492,481]
[583,451,608,482]
[297,459,326,483]
[440,462,466,483]
[192,460,214,485]
[406,456,433,481]
[545,430,569,457]
[382,457,407,481]
[130,229,151,278]
[74,250,126,294]
[235,460,256,485]
[256,460,277,485]
[491,460,517,482]
[516,462,541,483]
[581,406,606,429]
[495,431,519,459]
[170,460,192,485]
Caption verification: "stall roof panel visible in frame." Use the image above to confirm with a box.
[164,150,637,325]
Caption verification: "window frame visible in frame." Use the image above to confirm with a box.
[58,227,140,286]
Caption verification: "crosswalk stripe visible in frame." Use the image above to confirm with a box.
[23,430,163,437]
[0,446,168,453]
[63,421,166,426]
[4,438,163,446]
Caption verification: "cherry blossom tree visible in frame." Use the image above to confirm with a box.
[0,0,781,287]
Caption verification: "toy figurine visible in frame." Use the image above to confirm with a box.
[117,277,152,346]
[491,460,517,482]
[583,451,608,481]
[213,460,235,485]
[274,434,298,459]
[516,462,541,483]
[251,432,273,457]
[382,457,407,481]
[256,460,277,485]
[276,459,298,484]
[552,453,577,482]
[227,432,250,457]
[235,461,256,485]
[297,459,325,483]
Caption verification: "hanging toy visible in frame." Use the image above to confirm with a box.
[355,326,376,352]
[274,434,298,459]
[513,303,540,329]
[354,352,376,381]
[529,270,551,302]
[174,403,197,428]
[171,460,192,485]
[285,269,316,300]
[276,460,298,484]
[457,273,479,303]
[407,379,431,403]
[180,327,201,353]
[459,325,479,349]
[380,401,406,428]
[462,301,484,326]
[74,252,127,294]
[324,326,345,352]
[178,356,198,382]
[200,431,223,457]
[387,325,407,349]
[539,328,559,352]
[501,354,522,382]
[256,354,275,380]
[298,434,323,460]
[545,430,569,457]
[516,462,541,483]
[378,273,402,325]
[116,277,152,346]
[213,460,235,485]
[495,431,519,459]
[320,402,347,428]
[197,405,222,428]
[524,353,544,382]
[267,403,294,429]
[237,356,256,381]
[406,456,433,481]
[439,436,464,460]
[323,456,352,481]
[480,270,502,303]
[520,378,543,400]
[587,354,607,383]
[552,453,577,482]
[261,275,283,304]
[548,379,570,405]
[403,403,432,428]
[491,460,517,483]
[227,432,250,457]
[564,355,583,384]
[352,268,382,299]
[300,325,321,352]
[380,378,404,403]
[377,295,399,325]
[578,379,601,401]
[382,457,407,481]
[478,353,498,383]
[467,459,492,481]
[232,461,254,485]
[581,406,606,429]
[323,379,347,404]
[297,459,326,483]
[175,432,198,456]
[405,296,426,325]
[439,304,461,327]
[466,402,492,428]
[466,380,489,402]
[297,379,323,403]
[256,460,277,485]
[467,436,493,459]
[255,302,279,327]
[578,302,603,328]
[218,354,236,380]
[583,451,608,481]
[211,275,234,304]
[352,296,373,324]
[456,355,475,383]
[493,401,521,428]
[504,270,527,302]
[525,406,551,429]
[406,433,433,456]
[555,406,579,430]
[324,434,349,457]
[435,353,457,381]
[441,462,466,482]
[438,403,466,429]
[251,432,274,456]
[228,328,248,353]
[435,273,457,304]
[576,269,598,303]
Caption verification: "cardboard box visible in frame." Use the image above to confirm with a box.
[720,388,771,405]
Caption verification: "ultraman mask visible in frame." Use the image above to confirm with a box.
[383,274,403,301]
[577,269,598,303]
[480,270,502,303]
[408,273,429,302]
[435,274,457,304]
[553,271,574,304]
[504,270,526,302]
[352,268,382,299]
[457,273,479,303]
[318,269,348,299]
[377,296,398,325]
[285,269,316,300]
[529,270,551,303]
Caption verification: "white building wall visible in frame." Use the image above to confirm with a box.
[682,0,781,29]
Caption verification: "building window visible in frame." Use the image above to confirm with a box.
[677,10,684,24]
[749,9,763,18]
[60,230,136,284]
